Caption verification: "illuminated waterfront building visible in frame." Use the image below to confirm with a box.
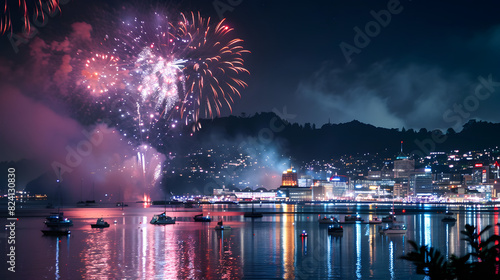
[278,168,313,200]
[411,167,433,196]
[298,175,313,188]
[282,168,298,187]
[329,175,350,197]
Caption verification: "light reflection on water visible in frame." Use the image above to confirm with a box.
[3,204,500,279]
[55,237,60,280]
[389,240,394,280]
[425,214,431,248]
[282,206,295,279]
[355,223,361,279]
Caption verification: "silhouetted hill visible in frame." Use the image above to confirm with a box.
[178,113,500,160]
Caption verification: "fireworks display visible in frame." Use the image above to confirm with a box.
[175,12,250,122]
[73,8,249,196]
[0,4,249,199]
[77,10,249,145]
[80,53,126,95]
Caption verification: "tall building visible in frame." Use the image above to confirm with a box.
[411,168,433,196]
[282,168,298,187]
[279,168,312,200]
[393,182,409,198]
[393,141,415,178]
[392,142,414,196]
[298,175,313,188]
[367,164,393,179]
[329,175,350,197]
[312,182,333,200]
[471,163,490,184]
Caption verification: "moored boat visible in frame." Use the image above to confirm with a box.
[344,215,364,223]
[318,216,339,224]
[382,215,397,223]
[442,214,456,223]
[328,223,343,234]
[369,217,382,224]
[194,214,212,222]
[380,224,407,234]
[91,218,110,228]
[150,212,176,225]
[45,212,73,228]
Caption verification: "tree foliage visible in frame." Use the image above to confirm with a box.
[401,224,500,279]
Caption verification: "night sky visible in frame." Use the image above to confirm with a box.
[2,0,500,129]
[226,0,500,130]
[1,0,500,196]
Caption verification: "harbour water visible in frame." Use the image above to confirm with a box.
[1,203,499,279]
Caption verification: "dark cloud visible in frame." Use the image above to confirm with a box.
[295,62,476,130]
[227,0,500,129]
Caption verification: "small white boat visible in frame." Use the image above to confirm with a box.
[300,230,308,237]
[91,218,110,228]
[369,217,382,224]
[380,224,407,234]
[150,212,176,225]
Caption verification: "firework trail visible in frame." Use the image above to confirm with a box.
[0,0,60,35]
[135,144,163,198]
[178,12,250,124]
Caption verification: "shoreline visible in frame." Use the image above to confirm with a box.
[2,200,500,218]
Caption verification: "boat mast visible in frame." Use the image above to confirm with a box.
[57,167,62,213]
[252,186,255,213]
[119,186,123,210]
[80,178,83,202]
